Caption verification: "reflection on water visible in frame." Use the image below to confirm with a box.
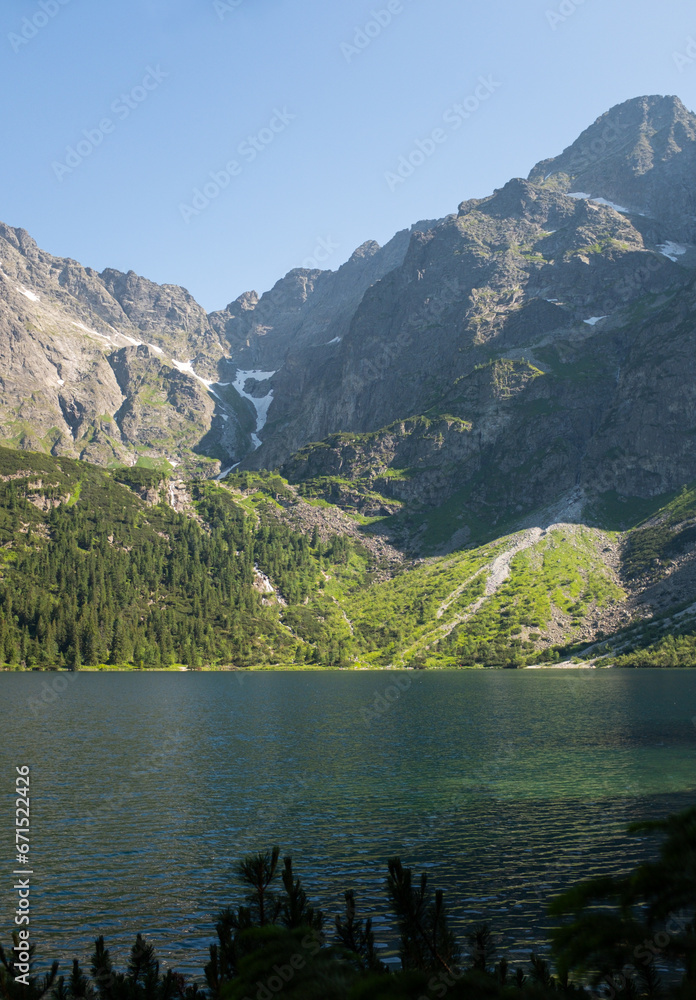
[1,669,695,974]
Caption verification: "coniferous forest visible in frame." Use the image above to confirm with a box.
[0,448,359,670]
[6,444,696,671]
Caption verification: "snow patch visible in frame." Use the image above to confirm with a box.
[171,359,196,377]
[17,285,39,302]
[57,378,65,386]
[72,322,111,342]
[545,298,559,303]
[216,465,238,480]
[657,241,688,262]
[171,358,223,399]
[114,332,165,349]
[584,316,608,326]
[590,196,631,213]
[325,337,342,345]
[567,193,644,215]
[232,369,277,451]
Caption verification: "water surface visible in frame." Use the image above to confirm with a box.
[1,669,695,974]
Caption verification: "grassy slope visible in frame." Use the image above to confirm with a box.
[3,447,696,670]
[589,484,696,666]
[345,524,624,668]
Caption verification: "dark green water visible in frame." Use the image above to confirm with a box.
[1,669,695,975]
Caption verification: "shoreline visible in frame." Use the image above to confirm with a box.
[3,663,695,673]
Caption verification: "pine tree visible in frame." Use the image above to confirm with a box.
[236,847,281,926]
[334,890,383,972]
[280,856,323,932]
[386,857,460,975]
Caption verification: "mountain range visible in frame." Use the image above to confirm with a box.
[4,93,696,668]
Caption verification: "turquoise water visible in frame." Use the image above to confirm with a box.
[1,669,695,975]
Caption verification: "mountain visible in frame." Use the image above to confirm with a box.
[0,222,245,473]
[4,95,696,519]
[5,93,696,670]
[3,443,696,670]
[240,95,696,553]
[0,216,433,475]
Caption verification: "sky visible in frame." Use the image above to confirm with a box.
[2,0,696,312]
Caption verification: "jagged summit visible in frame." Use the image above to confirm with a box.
[528,94,696,240]
[2,94,696,524]
[347,240,382,263]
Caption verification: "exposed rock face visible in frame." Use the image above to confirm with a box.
[3,94,696,535]
[528,95,696,242]
[0,225,242,473]
[207,223,438,370]
[0,215,437,472]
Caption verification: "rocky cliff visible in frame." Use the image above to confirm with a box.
[2,95,696,539]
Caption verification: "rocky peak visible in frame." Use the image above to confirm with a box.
[528,94,696,241]
[347,240,381,263]
[474,178,562,223]
[0,223,38,255]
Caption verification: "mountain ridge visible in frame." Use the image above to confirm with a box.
[7,92,696,670]
[2,94,696,555]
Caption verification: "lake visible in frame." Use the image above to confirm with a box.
[2,669,695,977]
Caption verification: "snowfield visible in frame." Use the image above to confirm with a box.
[232,370,277,450]
[658,241,688,262]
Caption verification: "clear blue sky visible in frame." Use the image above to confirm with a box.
[2,0,696,311]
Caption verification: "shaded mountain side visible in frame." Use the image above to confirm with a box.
[248,169,693,474]
[207,219,439,370]
[279,270,696,550]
